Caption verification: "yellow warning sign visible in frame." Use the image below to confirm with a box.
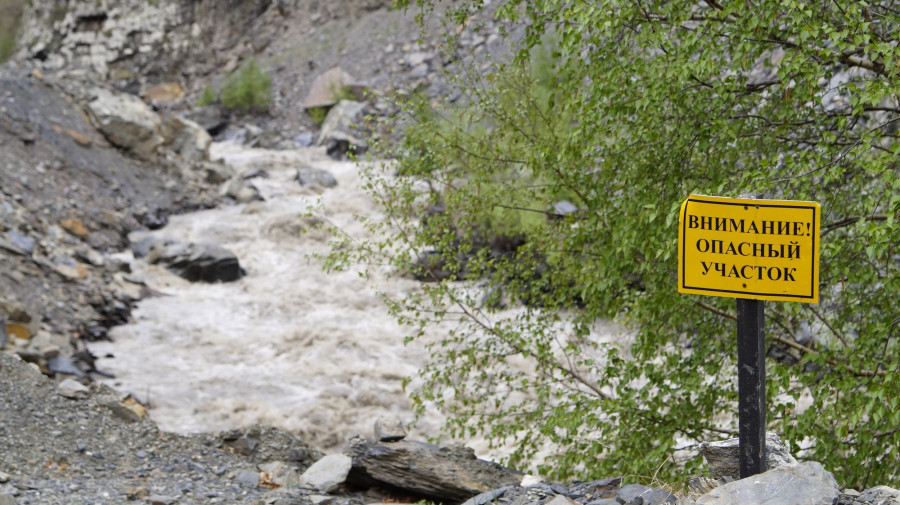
[678,194,820,303]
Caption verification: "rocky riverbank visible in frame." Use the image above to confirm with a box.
[2,1,900,504]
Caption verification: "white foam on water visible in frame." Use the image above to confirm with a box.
[93,142,457,451]
[94,141,624,459]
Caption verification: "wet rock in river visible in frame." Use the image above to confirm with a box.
[296,165,338,188]
[139,238,245,283]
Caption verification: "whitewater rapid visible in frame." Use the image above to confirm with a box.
[93,142,452,450]
[93,141,623,460]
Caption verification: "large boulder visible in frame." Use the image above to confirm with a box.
[698,431,797,480]
[86,87,163,159]
[162,115,212,161]
[300,454,353,493]
[139,238,245,283]
[695,462,839,505]
[345,439,522,503]
[316,100,368,159]
[303,67,364,109]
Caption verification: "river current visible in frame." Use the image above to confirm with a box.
[93,141,621,460]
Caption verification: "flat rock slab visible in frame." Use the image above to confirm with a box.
[346,439,522,503]
[696,462,839,505]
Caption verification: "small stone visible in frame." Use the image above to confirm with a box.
[546,496,578,505]
[126,487,150,500]
[373,416,406,442]
[520,475,543,487]
[0,471,10,483]
[6,231,34,254]
[0,495,15,505]
[104,396,148,422]
[147,495,177,505]
[58,378,90,399]
[300,454,352,493]
[296,166,338,188]
[222,178,263,203]
[54,264,90,280]
[234,469,260,488]
[699,432,797,481]
[61,218,90,239]
[47,355,83,377]
[259,461,301,487]
[65,129,93,147]
[142,82,185,106]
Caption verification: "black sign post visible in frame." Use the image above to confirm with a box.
[679,192,822,479]
[736,298,766,477]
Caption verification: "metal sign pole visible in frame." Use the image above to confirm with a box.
[736,298,767,477]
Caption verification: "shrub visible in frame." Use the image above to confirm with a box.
[335,0,900,489]
[196,84,218,107]
[220,58,272,114]
[0,0,27,63]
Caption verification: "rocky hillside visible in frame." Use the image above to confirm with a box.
[3,1,900,505]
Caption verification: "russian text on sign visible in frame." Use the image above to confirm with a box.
[678,194,820,303]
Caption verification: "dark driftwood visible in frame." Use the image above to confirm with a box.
[345,439,522,503]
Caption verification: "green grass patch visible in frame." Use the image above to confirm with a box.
[220,58,272,114]
[0,0,27,63]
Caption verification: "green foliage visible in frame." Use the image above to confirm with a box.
[220,58,272,114]
[335,0,900,488]
[307,106,328,127]
[306,84,358,126]
[196,84,218,107]
[0,0,27,63]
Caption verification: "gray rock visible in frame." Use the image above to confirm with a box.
[200,161,236,184]
[303,67,358,109]
[294,132,314,147]
[695,462,839,505]
[58,378,90,399]
[6,231,34,254]
[699,431,797,480]
[586,500,619,505]
[0,237,28,256]
[146,239,245,283]
[259,461,301,487]
[301,454,352,493]
[346,439,522,502]
[859,486,900,504]
[162,115,212,161]
[223,178,264,204]
[147,495,177,505]
[546,495,578,505]
[296,166,338,188]
[47,355,83,377]
[131,236,157,259]
[373,416,406,442]
[234,469,260,488]
[0,494,15,505]
[86,87,163,159]
[551,200,578,217]
[615,483,677,505]
[460,487,510,505]
[836,486,900,505]
[316,100,368,159]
